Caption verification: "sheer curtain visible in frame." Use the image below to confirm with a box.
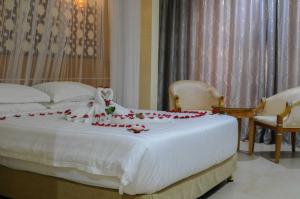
[0,0,107,86]
[108,0,140,109]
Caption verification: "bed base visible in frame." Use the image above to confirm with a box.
[0,154,237,199]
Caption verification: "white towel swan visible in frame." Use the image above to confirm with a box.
[65,88,173,126]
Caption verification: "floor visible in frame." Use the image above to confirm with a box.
[200,141,300,199]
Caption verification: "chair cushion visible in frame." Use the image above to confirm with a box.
[262,87,300,116]
[169,80,220,111]
[255,115,300,128]
[255,116,277,126]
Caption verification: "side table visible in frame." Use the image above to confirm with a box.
[212,106,255,151]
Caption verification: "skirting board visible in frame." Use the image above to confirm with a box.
[0,154,237,199]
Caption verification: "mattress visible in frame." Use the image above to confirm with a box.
[0,110,237,195]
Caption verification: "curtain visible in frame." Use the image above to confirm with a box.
[277,0,300,92]
[277,0,300,144]
[159,0,274,110]
[158,0,300,144]
[108,0,140,109]
[0,0,108,86]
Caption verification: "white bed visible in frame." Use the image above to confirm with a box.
[0,108,237,195]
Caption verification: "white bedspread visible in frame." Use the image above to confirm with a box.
[0,111,237,195]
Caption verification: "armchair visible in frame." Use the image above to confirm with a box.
[169,80,224,111]
[248,87,300,163]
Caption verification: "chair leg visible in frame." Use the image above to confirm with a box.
[237,118,242,151]
[248,118,255,155]
[227,175,234,182]
[275,132,283,163]
[291,132,296,152]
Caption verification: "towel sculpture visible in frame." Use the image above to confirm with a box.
[65,88,173,132]
[66,88,126,123]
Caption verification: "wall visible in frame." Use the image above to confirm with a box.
[139,0,159,110]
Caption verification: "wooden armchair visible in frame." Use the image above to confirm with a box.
[248,87,300,163]
[168,80,224,111]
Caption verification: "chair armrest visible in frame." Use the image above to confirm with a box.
[209,89,224,107]
[277,102,293,127]
[218,96,225,107]
[254,98,266,115]
[173,95,182,112]
[277,99,300,127]
[291,99,300,108]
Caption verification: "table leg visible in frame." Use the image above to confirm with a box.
[248,117,255,155]
[237,118,242,151]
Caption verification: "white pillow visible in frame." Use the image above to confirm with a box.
[43,100,92,110]
[0,83,50,104]
[33,82,96,103]
[0,103,47,116]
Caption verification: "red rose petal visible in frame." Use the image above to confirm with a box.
[104,100,111,106]
[64,109,71,114]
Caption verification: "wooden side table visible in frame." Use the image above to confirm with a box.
[212,106,255,151]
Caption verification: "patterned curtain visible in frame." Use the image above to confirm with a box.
[0,0,108,86]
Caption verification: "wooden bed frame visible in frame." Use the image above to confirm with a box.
[0,154,237,199]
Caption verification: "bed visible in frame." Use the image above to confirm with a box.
[0,82,237,199]
[0,83,238,199]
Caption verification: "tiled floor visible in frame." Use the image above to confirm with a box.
[200,141,300,199]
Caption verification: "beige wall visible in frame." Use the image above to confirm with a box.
[139,0,159,110]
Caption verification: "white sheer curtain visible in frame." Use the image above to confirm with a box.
[108,0,140,109]
[0,0,107,86]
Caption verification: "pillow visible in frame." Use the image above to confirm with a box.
[43,100,92,110]
[0,103,47,116]
[33,82,96,103]
[0,83,50,104]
